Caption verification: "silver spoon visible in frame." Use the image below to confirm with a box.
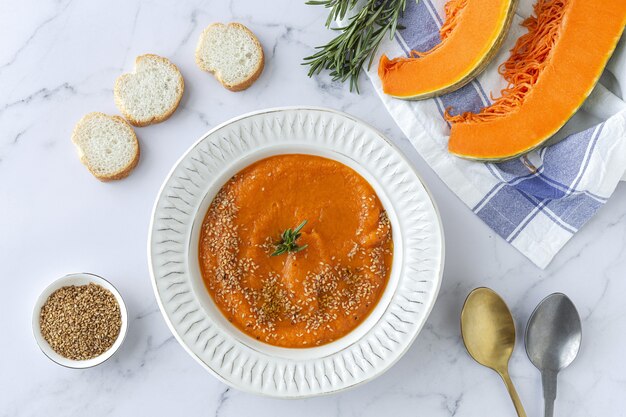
[525,293,582,417]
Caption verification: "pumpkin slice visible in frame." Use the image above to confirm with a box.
[378,0,517,99]
[448,0,626,161]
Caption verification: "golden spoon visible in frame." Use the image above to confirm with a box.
[461,287,527,417]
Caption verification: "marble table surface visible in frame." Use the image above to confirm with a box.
[2,0,626,415]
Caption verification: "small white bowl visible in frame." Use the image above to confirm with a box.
[32,273,128,368]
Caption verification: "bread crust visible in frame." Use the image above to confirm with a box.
[114,54,185,127]
[195,22,265,91]
[71,112,140,182]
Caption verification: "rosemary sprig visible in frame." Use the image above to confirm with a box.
[271,220,309,256]
[303,0,406,92]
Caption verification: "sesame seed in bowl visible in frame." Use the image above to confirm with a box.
[32,273,128,368]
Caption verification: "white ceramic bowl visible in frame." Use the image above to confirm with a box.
[148,107,444,397]
[32,272,128,368]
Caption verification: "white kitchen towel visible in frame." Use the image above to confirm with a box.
[367,0,626,268]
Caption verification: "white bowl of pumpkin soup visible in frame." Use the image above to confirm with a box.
[198,154,393,348]
[148,107,443,397]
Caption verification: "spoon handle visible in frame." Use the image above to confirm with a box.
[499,370,528,417]
[542,370,557,417]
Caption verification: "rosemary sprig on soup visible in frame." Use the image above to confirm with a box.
[271,220,309,256]
[198,154,393,348]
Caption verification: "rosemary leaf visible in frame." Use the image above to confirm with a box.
[271,220,309,257]
[303,0,406,92]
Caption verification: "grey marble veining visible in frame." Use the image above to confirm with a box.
[1,0,626,415]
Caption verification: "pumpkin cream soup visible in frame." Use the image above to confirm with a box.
[199,154,393,347]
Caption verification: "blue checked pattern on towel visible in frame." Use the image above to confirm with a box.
[366,0,626,268]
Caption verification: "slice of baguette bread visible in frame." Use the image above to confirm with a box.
[71,112,140,181]
[114,54,184,127]
[195,23,264,91]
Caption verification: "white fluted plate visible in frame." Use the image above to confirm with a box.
[148,107,444,397]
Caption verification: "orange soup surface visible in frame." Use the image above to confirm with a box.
[199,154,393,347]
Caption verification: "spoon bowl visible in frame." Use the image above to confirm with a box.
[526,293,582,371]
[461,287,527,417]
[461,287,516,370]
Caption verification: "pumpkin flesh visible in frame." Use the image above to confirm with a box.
[448,0,626,161]
[378,0,517,99]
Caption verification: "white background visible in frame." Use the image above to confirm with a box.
[2,0,626,415]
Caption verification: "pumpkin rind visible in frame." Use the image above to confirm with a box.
[378,0,517,100]
[448,0,626,161]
